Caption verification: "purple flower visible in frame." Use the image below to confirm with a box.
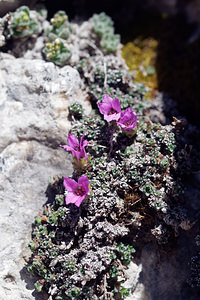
[63,175,90,207]
[117,107,137,132]
[97,94,121,122]
[60,133,88,161]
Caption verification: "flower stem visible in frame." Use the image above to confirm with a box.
[108,123,116,158]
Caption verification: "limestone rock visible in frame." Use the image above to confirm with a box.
[0,54,90,299]
[0,141,72,300]
[0,53,91,152]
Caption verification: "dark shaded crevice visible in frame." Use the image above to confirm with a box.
[120,8,200,127]
[155,15,200,126]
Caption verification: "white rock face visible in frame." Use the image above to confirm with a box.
[123,262,147,300]
[0,53,90,152]
[0,54,90,299]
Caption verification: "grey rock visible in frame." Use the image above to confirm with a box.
[0,53,91,152]
[0,141,72,300]
[0,54,91,299]
[124,236,199,300]
[124,262,147,300]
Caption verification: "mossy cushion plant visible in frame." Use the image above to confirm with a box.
[100,33,120,54]
[92,12,120,53]
[43,39,72,66]
[3,6,41,39]
[28,89,182,299]
[45,10,72,41]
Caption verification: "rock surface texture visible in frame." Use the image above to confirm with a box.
[0,53,90,299]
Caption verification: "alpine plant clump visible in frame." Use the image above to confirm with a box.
[92,12,120,53]
[24,7,194,300]
[1,6,43,39]
[28,88,188,299]
[45,10,72,41]
[43,39,72,66]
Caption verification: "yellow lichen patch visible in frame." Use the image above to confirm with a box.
[122,37,158,99]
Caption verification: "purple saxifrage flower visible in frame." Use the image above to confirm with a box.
[117,107,137,132]
[63,175,90,207]
[97,94,121,122]
[60,133,88,161]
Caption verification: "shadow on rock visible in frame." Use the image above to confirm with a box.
[20,266,49,300]
[137,229,200,300]
[45,176,65,205]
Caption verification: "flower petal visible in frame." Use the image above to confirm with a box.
[67,134,79,148]
[79,148,87,161]
[61,145,75,152]
[74,195,85,207]
[59,144,68,150]
[79,133,89,161]
[65,192,80,205]
[82,140,89,148]
[73,150,82,160]
[61,145,82,160]
[112,98,121,113]
[63,177,78,192]
[78,175,90,194]
[117,107,137,131]
[80,133,85,145]
[98,102,112,115]
[104,112,121,122]
[103,94,113,104]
